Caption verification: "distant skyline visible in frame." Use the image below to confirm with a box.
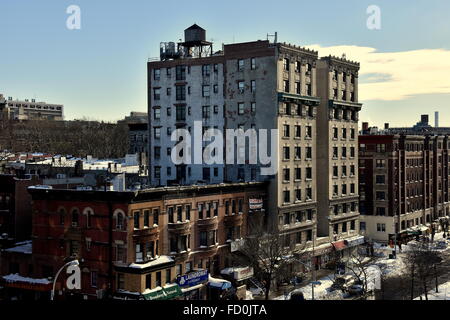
[1,0,450,127]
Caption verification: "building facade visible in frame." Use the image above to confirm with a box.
[315,56,362,243]
[0,95,64,121]
[0,182,266,300]
[147,25,364,267]
[359,134,449,243]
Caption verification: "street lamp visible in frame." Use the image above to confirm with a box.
[51,260,79,301]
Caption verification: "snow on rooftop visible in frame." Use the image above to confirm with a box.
[4,240,32,254]
[128,255,174,269]
[3,274,51,285]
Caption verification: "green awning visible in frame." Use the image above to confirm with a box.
[162,284,182,299]
[143,287,166,300]
[143,284,182,300]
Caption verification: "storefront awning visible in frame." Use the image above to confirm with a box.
[208,275,232,290]
[1,274,52,292]
[332,240,347,251]
[142,284,182,300]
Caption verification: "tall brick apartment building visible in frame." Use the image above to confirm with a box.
[0,182,266,300]
[358,134,449,243]
[147,25,364,266]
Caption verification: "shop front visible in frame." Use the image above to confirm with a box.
[207,275,232,300]
[142,283,183,300]
[0,274,52,300]
[220,266,254,299]
[176,269,209,300]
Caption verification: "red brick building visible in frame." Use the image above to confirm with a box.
[359,134,449,243]
[0,182,266,300]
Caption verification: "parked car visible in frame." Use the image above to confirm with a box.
[347,284,364,296]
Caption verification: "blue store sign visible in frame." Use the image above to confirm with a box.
[177,270,208,288]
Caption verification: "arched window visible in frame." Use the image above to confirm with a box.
[72,209,79,227]
[117,213,124,230]
[59,208,66,226]
[83,208,94,228]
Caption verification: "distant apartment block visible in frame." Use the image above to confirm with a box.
[0,94,64,121]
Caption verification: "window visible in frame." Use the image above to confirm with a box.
[251,57,256,70]
[202,85,210,97]
[155,271,161,287]
[154,69,161,80]
[238,81,245,93]
[154,166,161,179]
[213,84,218,94]
[202,64,211,76]
[295,125,301,138]
[176,106,186,121]
[153,108,161,120]
[376,207,386,216]
[202,106,210,119]
[342,184,347,195]
[284,212,290,225]
[283,124,290,137]
[153,88,161,100]
[283,80,289,92]
[116,244,125,262]
[91,271,98,287]
[333,166,338,178]
[168,207,174,223]
[306,188,312,200]
[305,126,312,138]
[306,147,312,159]
[295,82,300,94]
[153,209,159,225]
[283,58,289,71]
[376,192,386,200]
[166,88,171,96]
[213,63,218,72]
[144,210,150,227]
[175,85,186,100]
[306,167,312,180]
[177,206,182,222]
[134,211,140,229]
[295,147,301,159]
[376,159,386,168]
[342,147,347,158]
[185,205,191,221]
[116,213,124,230]
[283,146,290,160]
[175,65,186,80]
[154,147,160,159]
[377,223,386,232]
[71,209,79,227]
[333,147,338,158]
[283,168,290,181]
[238,59,244,71]
[117,274,125,290]
[283,190,290,203]
[295,167,301,180]
[154,127,161,139]
[238,103,245,115]
[295,189,301,201]
[251,80,256,92]
[198,204,204,219]
[376,175,385,184]
[350,128,355,139]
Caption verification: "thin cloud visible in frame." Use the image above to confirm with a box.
[308,44,450,101]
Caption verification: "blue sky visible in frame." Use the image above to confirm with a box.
[1,0,450,127]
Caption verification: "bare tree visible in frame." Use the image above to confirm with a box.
[405,241,443,300]
[231,217,309,300]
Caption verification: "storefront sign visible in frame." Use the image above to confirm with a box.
[177,270,208,288]
[249,198,263,210]
[163,284,183,299]
[344,236,365,248]
[233,267,254,281]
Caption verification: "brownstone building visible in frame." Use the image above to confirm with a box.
[359,134,449,243]
[0,182,266,300]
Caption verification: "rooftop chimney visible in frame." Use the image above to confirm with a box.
[435,111,439,128]
[384,123,389,130]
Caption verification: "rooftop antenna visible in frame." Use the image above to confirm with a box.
[267,32,278,44]
[342,53,347,59]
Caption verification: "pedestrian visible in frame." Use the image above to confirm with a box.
[398,241,402,252]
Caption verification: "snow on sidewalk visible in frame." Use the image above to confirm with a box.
[414,280,450,300]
